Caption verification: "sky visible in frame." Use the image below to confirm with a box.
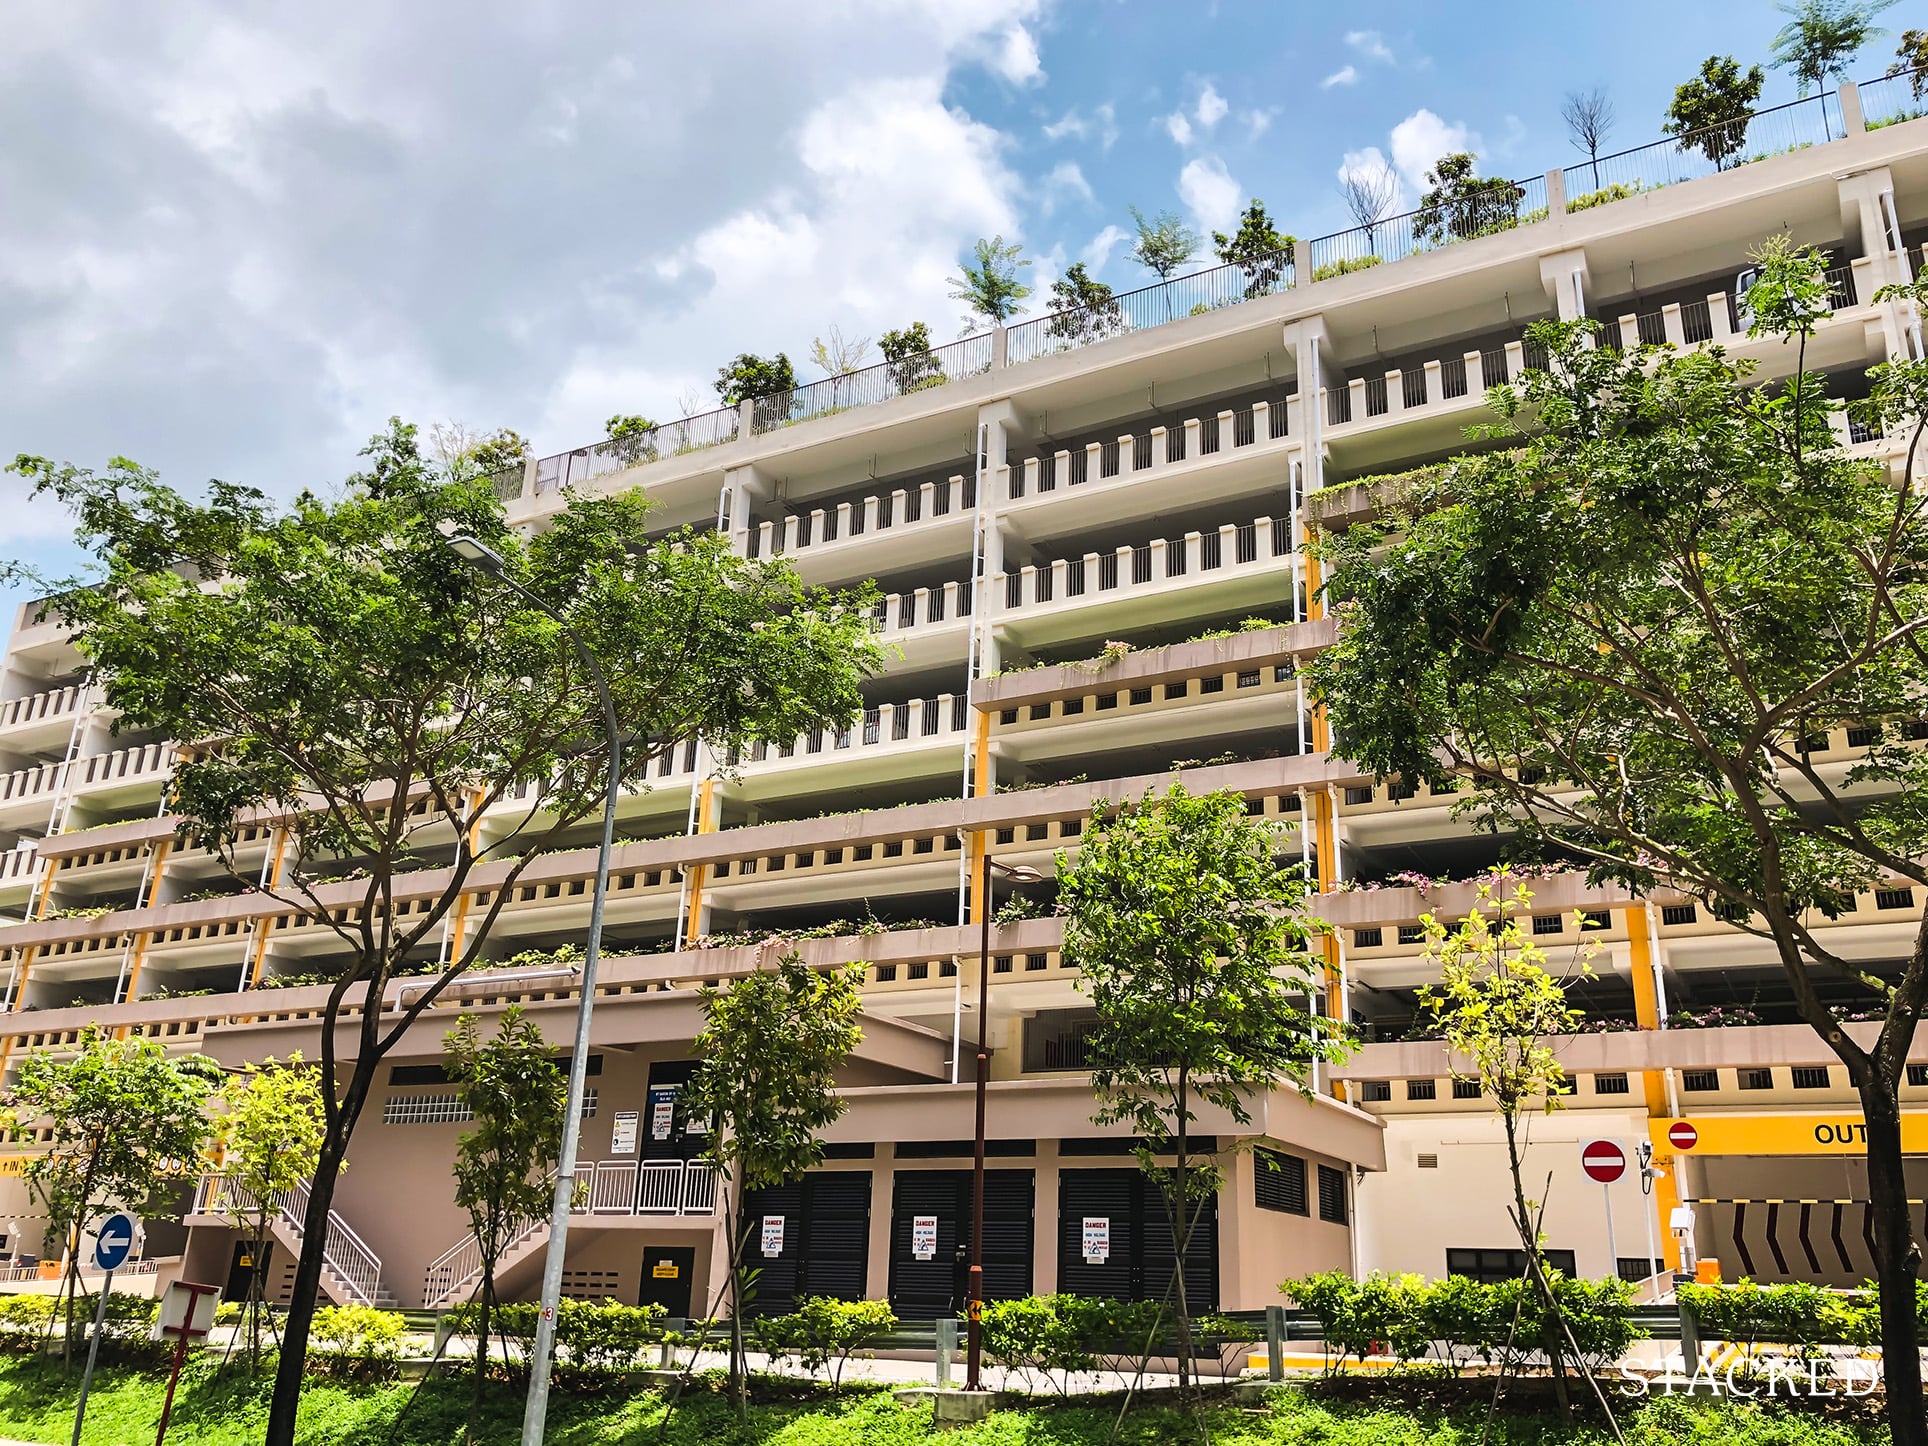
[0,0,1894,613]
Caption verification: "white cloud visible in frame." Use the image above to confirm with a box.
[1320,65,1357,89]
[1043,100,1117,149]
[1040,160,1093,214]
[1195,82,1227,130]
[1177,155,1241,236]
[988,22,1044,86]
[1344,29,1394,63]
[1080,223,1130,273]
[1388,108,1480,195]
[1241,107,1277,140]
[1165,111,1194,146]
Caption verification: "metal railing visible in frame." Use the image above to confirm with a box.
[422,1216,545,1307]
[1855,64,1928,129]
[194,1174,386,1307]
[751,335,994,434]
[1304,171,1545,279]
[575,1158,719,1217]
[1561,92,1839,201]
[1005,255,1293,367]
[531,408,742,494]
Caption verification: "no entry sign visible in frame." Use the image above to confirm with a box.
[1668,1120,1699,1151]
[1580,1139,1626,1184]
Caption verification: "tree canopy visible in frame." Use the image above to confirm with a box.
[1211,200,1295,299]
[1771,0,1896,93]
[949,236,1032,326]
[1308,238,1928,1442]
[1665,55,1767,169]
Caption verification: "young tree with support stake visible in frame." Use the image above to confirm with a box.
[1418,881,1603,1420]
[1055,782,1349,1390]
[1309,238,1928,1446]
[679,954,865,1424]
[445,1006,565,1435]
[212,1054,329,1371]
[0,1027,220,1363]
[7,421,883,1446]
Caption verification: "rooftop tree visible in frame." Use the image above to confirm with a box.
[1211,199,1295,299]
[1771,0,1896,94]
[1892,28,1928,93]
[1664,55,1766,170]
[7,419,883,1446]
[1308,238,1928,1446]
[1560,87,1617,192]
[680,953,865,1423]
[1,1027,221,1359]
[1045,262,1124,347]
[880,322,945,394]
[1057,782,1348,1389]
[949,236,1033,327]
[1127,206,1201,319]
[713,351,797,411]
[603,414,659,468]
[1412,153,1523,246]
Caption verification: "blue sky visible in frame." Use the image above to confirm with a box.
[0,0,1905,623]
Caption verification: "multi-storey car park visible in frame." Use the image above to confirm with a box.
[0,77,1924,1319]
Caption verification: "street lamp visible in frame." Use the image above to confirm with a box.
[445,535,622,1446]
[967,849,1045,1393]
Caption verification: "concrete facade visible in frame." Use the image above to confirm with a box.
[0,89,1925,1309]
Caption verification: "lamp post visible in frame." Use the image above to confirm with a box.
[445,535,622,1446]
[966,849,1044,1393]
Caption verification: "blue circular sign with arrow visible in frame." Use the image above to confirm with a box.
[91,1212,137,1273]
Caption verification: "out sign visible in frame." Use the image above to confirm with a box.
[1580,1139,1626,1185]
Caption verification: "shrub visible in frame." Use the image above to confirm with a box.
[1679,1279,1868,1351]
[0,1294,54,1351]
[754,1297,896,1387]
[1567,182,1646,213]
[1311,255,1384,283]
[1283,1270,1643,1375]
[447,1298,668,1391]
[308,1304,406,1382]
[980,1294,1096,1393]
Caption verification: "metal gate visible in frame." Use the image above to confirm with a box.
[741,1171,873,1315]
[888,1169,1034,1317]
[1057,1168,1219,1311]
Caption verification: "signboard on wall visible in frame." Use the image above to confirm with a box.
[611,1111,639,1156]
[647,1088,678,1141]
[912,1215,938,1261]
[1651,1113,1928,1157]
[761,1216,785,1258]
[1081,1217,1110,1263]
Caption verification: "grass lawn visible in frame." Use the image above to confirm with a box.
[0,1355,1896,1445]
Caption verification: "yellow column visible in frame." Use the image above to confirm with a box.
[683,779,717,939]
[245,828,292,987]
[1624,904,1681,1269]
[444,787,489,968]
[115,839,173,1022]
[1310,788,1347,1098]
[971,707,994,923]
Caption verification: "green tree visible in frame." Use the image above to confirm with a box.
[949,235,1032,326]
[213,1055,329,1369]
[680,954,864,1421]
[1307,238,1928,1445]
[1045,262,1124,347]
[712,352,797,408]
[1055,782,1348,1387]
[604,414,659,467]
[1411,154,1524,245]
[1771,0,1896,94]
[1211,199,1295,299]
[880,322,945,394]
[1127,206,1201,320]
[1,1028,220,1359]
[9,420,882,1446]
[445,1007,565,1433]
[1665,55,1767,170]
[1892,28,1928,94]
[1128,206,1201,282]
[1418,882,1597,1416]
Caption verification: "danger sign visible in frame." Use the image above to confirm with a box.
[1081,1217,1110,1263]
[1580,1139,1626,1184]
[1668,1121,1699,1151]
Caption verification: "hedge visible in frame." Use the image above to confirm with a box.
[1283,1270,1642,1374]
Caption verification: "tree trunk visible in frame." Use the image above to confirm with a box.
[1171,1067,1194,1393]
[1501,1110,1570,1414]
[264,1125,353,1446]
[468,1258,495,1444]
[1856,1074,1928,1446]
[727,1177,747,1425]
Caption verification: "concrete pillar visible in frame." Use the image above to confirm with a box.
[1545,167,1566,216]
[1840,79,1865,135]
[1150,426,1169,467]
[1538,249,1591,321]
